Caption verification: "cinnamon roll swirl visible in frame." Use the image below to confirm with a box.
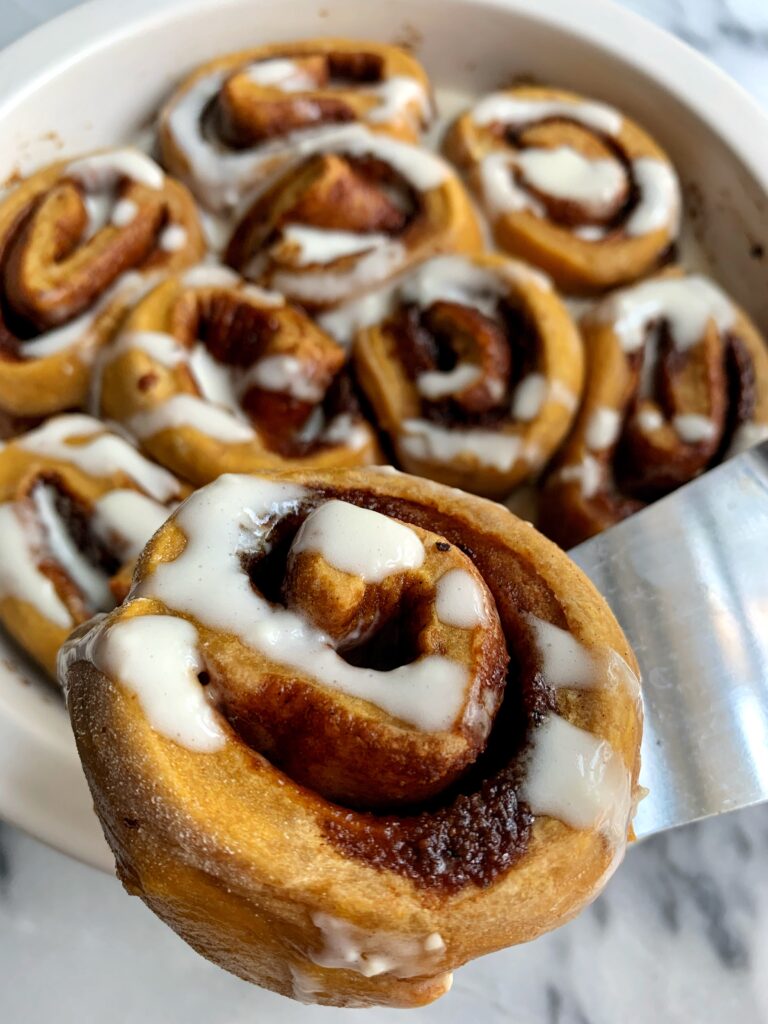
[444,86,681,293]
[158,39,433,211]
[345,253,583,497]
[62,468,642,1008]
[0,148,204,422]
[96,266,380,484]
[540,271,768,547]
[225,127,483,309]
[0,415,183,676]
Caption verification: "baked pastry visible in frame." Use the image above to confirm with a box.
[158,39,433,211]
[0,148,204,423]
[0,415,183,676]
[347,253,583,497]
[96,266,381,485]
[540,271,768,548]
[444,86,681,293]
[225,127,482,309]
[62,467,642,1008]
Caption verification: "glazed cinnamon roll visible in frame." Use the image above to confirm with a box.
[0,148,204,423]
[96,266,380,484]
[62,468,642,1008]
[444,86,681,293]
[342,254,583,497]
[540,271,768,548]
[225,127,483,309]
[158,39,433,211]
[0,415,183,677]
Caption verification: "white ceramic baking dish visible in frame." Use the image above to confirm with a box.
[1,0,767,871]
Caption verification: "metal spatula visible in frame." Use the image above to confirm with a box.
[570,441,768,839]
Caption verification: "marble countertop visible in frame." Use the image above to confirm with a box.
[2,1,768,1022]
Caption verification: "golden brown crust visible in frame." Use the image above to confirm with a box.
[540,270,768,548]
[352,253,583,497]
[97,273,383,484]
[63,467,642,1008]
[443,86,680,293]
[0,150,204,419]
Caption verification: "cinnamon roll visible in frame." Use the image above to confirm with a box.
[62,468,642,1008]
[158,39,433,211]
[225,127,483,309]
[96,266,380,484]
[0,148,204,422]
[540,271,768,548]
[0,415,183,677]
[444,86,681,293]
[344,253,583,497]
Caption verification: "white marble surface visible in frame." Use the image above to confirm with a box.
[2,1,768,1022]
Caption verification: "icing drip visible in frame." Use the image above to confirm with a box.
[92,489,171,561]
[309,912,445,979]
[291,500,424,582]
[599,275,735,353]
[512,373,547,422]
[417,363,482,400]
[585,406,621,451]
[159,224,188,252]
[32,484,113,611]
[279,225,390,266]
[66,148,165,191]
[128,394,256,443]
[522,714,631,845]
[516,146,626,206]
[18,415,180,501]
[435,569,487,629]
[400,419,523,473]
[673,414,717,444]
[556,455,602,499]
[0,503,72,628]
[625,158,680,236]
[135,476,472,732]
[471,94,623,135]
[86,615,227,752]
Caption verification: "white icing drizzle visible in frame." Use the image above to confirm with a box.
[88,615,227,752]
[128,394,256,443]
[269,238,406,304]
[435,569,487,629]
[598,275,735,353]
[556,454,602,499]
[417,363,481,400]
[318,288,395,345]
[245,355,325,402]
[180,264,245,289]
[167,68,439,209]
[516,146,626,207]
[479,150,678,240]
[321,412,370,450]
[512,373,547,422]
[726,421,768,458]
[18,271,149,359]
[635,407,663,433]
[134,475,472,732]
[244,58,317,91]
[92,489,172,561]
[585,406,621,451]
[18,415,180,501]
[107,330,186,368]
[65,148,165,191]
[110,197,138,227]
[32,484,114,611]
[400,419,522,472]
[279,225,390,266]
[549,378,579,412]
[365,76,430,127]
[0,503,72,628]
[159,224,188,252]
[522,714,632,845]
[625,158,680,236]
[526,614,597,688]
[291,500,424,583]
[471,93,623,135]
[673,413,717,444]
[309,912,445,979]
[188,344,241,413]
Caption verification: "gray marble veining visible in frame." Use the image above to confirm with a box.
[1,1,768,1022]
